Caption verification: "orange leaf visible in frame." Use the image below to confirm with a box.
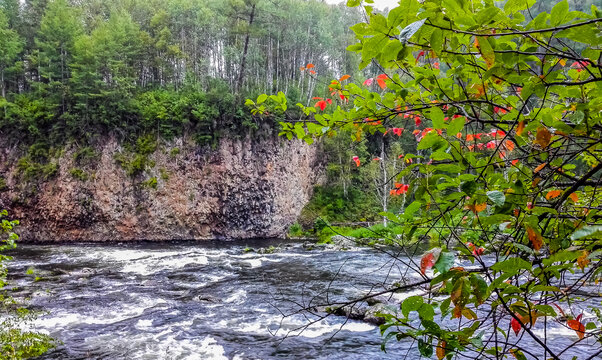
[577,250,590,271]
[516,120,526,136]
[546,190,562,200]
[569,192,579,202]
[534,163,547,174]
[420,252,435,275]
[568,319,585,339]
[306,63,315,69]
[505,140,515,152]
[559,58,567,67]
[339,74,350,82]
[452,305,462,319]
[466,203,487,214]
[526,226,543,250]
[535,127,552,148]
[436,341,446,360]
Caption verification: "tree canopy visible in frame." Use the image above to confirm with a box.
[249,0,602,358]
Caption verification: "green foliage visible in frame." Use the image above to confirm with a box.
[252,0,602,358]
[0,210,55,359]
[140,177,158,189]
[0,177,6,192]
[288,222,303,237]
[69,168,88,181]
[73,147,98,167]
[0,0,362,151]
[115,135,157,177]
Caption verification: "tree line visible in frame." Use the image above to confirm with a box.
[0,0,361,147]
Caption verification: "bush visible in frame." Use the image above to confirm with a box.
[0,210,56,358]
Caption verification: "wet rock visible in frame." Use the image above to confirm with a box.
[329,235,357,249]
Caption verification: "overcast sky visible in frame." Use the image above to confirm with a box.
[324,0,399,10]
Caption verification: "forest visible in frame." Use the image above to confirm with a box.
[1,0,602,358]
[0,0,361,147]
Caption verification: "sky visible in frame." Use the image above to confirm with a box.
[324,0,399,10]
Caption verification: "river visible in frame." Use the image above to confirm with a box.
[5,239,601,359]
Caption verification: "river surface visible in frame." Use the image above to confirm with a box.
[5,240,602,360]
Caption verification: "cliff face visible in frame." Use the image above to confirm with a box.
[0,136,323,241]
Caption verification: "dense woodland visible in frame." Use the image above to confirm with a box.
[0,0,362,146]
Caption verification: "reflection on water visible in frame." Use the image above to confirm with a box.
[5,240,600,359]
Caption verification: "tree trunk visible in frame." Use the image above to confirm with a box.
[380,140,388,227]
[236,3,256,94]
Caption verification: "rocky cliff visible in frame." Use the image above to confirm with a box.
[0,136,323,241]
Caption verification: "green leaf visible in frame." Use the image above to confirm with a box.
[388,6,406,28]
[418,339,433,357]
[434,252,455,274]
[429,107,445,129]
[447,116,465,135]
[430,28,443,55]
[491,258,532,274]
[550,0,569,26]
[418,303,435,321]
[257,94,268,104]
[504,0,536,14]
[470,273,488,304]
[402,296,423,317]
[487,190,506,207]
[477,36,495,69]
[570,225,602,240]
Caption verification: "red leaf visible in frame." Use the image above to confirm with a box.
[326,98,333,105]
[414,117,422,127]
[312,97,323,100]
[309,70,316,75]
[511,317,522,335]
[376,74,388,89]
[568,318,585,339]
[352,156,360,167]
[392,128,403,136]
[415,50,425,64]
[315,101,327,111]
[420,252,435,274]
[363,78,373,86]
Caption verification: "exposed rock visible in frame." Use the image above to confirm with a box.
[329,235,357,249]
[0,136,324,242]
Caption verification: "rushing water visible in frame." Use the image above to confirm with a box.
[5,240,602,359]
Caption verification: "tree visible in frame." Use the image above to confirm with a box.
[249,0,602,358]
[34,0,81,113]
[0,10,23,100]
